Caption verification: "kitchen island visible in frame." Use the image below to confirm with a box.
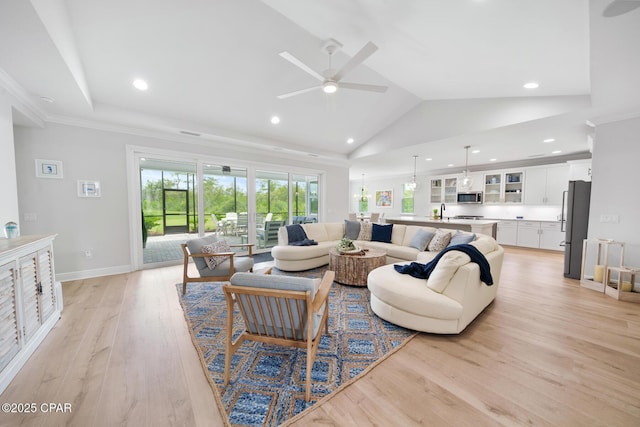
[385,216,498,238]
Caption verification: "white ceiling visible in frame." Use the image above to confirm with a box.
[1,0,639,180]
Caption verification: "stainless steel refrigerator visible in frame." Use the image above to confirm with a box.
[562,180,591,279]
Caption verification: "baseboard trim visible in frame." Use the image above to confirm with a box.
[56,264,132,282]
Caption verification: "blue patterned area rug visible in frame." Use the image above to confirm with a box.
[177,266,417,427]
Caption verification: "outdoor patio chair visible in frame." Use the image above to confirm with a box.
[181,234,254,295]
[223,268,335,401]
[257,220,285,248]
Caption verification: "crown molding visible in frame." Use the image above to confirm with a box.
[0,67,46,127]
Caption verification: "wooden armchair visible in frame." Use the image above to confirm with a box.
[223,269,335,401]
[181,235,254,295]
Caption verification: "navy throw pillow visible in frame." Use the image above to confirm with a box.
[371,223,393,243]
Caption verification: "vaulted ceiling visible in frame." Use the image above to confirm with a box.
[1,0,639,179]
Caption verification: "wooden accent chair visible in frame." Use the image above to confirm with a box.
[181,235,254,295]
[222,268,335,401]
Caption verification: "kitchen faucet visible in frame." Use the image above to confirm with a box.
[440,203,446,220]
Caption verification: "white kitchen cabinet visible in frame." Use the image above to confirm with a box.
[513,221,564,251]
[444,177,458,204]
[568,159,592,182]
[0,235,61,394]
[496,220,518,246]
[524,165,569,205]
[484,170,524,204]
[516,221,541,248]
[539,222,565,251]
[430,178,443,203]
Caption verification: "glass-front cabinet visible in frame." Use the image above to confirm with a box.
[444,177,457,203]
[430,178,442,203]
[484,171,524,204]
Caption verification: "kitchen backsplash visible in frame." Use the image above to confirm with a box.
[429,204,562,221]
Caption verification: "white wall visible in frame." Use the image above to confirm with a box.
[588,116,640,269]
[0,92,19,228]
[14,122,349,278]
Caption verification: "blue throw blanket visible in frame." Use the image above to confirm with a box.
[286,224,318,246]
[394,244,493,286]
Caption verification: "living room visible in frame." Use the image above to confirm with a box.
[1,1,640,425]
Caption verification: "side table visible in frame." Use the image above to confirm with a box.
[328,248,386,286]
[604,266,640,302]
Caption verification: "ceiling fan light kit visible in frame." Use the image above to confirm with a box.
[277,39,388,99]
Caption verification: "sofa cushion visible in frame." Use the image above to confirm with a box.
[428,229,452,252]
[409,229,435,251]
[325,222,344,241]
[344,220,361,240]
[448,230,476,247]
[201,239,231,269]
[371,223,393,243]
[427,251,472,293]
[357,222,372,241]
[302,223,329,242]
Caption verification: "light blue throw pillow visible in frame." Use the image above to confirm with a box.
[447,230,476,247]
[409,229,435,251]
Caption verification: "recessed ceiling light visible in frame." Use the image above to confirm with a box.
[489,158,497,162]
[543,138,555,143]
[347,138,355,144]
[472,149,480,154]
[425,158,432,161]
[133,79,148,91]
[270,116,280,124]
[552,150,562,154]
[523,82,539,89]
[447,163,454,167]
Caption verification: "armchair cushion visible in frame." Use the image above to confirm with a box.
[202,240,231,269]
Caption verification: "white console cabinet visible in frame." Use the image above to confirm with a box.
[0,235,62,394]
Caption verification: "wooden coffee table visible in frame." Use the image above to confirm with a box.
[328,247,387,286]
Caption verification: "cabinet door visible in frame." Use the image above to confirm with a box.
[484,173,502,204]
[539,222,565,251]
[444,177,457,203]
[544,167,569,205]
[496,221,518,245]
[524,168,546,205]
[0,261,21,373]
[504,171,524,204]
[18,253,41,343]
[37,248,56,323]
[430,179,442,203]
[516,221,541,248]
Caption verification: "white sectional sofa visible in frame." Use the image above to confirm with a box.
[271,221,494,271]
[271,221,504,334]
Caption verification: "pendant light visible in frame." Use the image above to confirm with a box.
[460,145,473,190]
[354,173,371,201]
[406,155,418,190]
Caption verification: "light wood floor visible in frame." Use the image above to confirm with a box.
[2,248,639,426]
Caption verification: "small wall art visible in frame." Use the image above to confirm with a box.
[35,159,63,179]
[77,180,101,198]
[375,189,393,207]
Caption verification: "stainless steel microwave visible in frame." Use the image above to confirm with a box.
[457,192,483,204]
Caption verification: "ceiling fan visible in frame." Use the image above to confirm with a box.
[277,39,388,99]
[603,0,640,17]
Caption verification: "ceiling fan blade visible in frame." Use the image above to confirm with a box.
[339,82,388,93]
[333,41,379,82]
[276,85,322,99]
[278,51,325,82]
[603,0,640,17]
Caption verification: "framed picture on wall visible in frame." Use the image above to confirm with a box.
[77,180,101,198]
[35,159,63,179]
[375,190,393,207]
